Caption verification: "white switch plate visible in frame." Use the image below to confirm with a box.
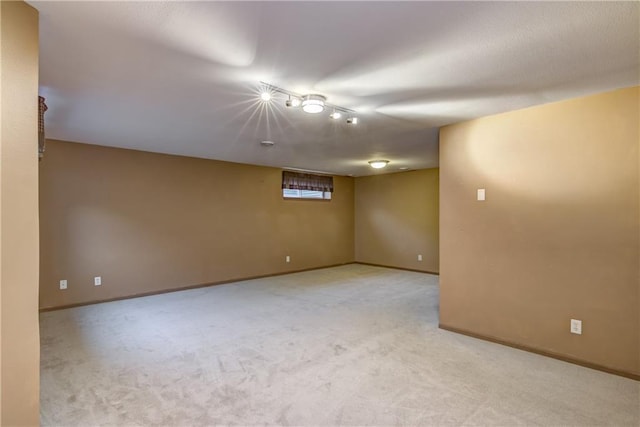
[418,254,423,261]
[59,279,67,290]
[477,188,486,201]
[286,256,290,263]
[94,276,102,286]
[570,319,582,335]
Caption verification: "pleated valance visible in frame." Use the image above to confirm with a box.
[282,171,334,193]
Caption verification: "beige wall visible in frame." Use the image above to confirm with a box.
[0,1,41,424]
[39,140,354,309]
[440,86,639,376]
[355,169,439,273]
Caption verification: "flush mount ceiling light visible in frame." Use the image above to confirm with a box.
[259,81,358,124]
[368,160,389,169]
[301,94,326,114]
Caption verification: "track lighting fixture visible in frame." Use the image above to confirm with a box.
[259,81,358,124]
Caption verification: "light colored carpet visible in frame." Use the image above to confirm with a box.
[40,264,639,426]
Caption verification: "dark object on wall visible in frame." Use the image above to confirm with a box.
[38,96,48,160]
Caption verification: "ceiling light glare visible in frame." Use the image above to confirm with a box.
[346,117,358,125]
[260,91,272,102]
[301,94,326,114]
[329,111,342,119]
[368,160,389,169]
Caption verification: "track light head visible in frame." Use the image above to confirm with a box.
[260,91,272,102]
[285,96,301,108]
[346,117,358,125]
[329,111,342,119]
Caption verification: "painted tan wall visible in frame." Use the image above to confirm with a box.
[355,169,439,273]
[0,1,41,424]
[39,140,354,309]
[440,86,639,376]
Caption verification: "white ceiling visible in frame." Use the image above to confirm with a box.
[32,1,639,176]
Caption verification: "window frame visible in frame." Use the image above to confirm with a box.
[282,188,332,200]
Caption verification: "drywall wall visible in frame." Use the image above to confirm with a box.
[0,1,41,424]
[439,86,639,376]
[355,169,439,273]
[39,140,354,309]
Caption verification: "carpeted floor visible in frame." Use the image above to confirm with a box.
[40,264,639,426]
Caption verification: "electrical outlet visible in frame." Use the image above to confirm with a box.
[286,255,290,263]
[59,280,67,290]
[418,254,423,261]
[570,319,582,335]
[94,276,102,286]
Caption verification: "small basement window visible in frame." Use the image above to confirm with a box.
[282,171,333,200]
[283,189,332,200]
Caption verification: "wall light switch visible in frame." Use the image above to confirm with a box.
[570,319,582,335]
[94,276,102,286]
[286,256,290,263]
[418,254,423,261]
[477,188,486,201]
[59,280,67,290]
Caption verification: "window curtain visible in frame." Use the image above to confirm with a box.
[38,96,48,159]
[282,171,334,192]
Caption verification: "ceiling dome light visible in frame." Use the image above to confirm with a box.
[368,160,389,169]
[260,91,272,102]
[329,111,342,119]
[346,117,358,125]
[301,94,326,114]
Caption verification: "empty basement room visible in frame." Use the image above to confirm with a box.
[1,1,639,426]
